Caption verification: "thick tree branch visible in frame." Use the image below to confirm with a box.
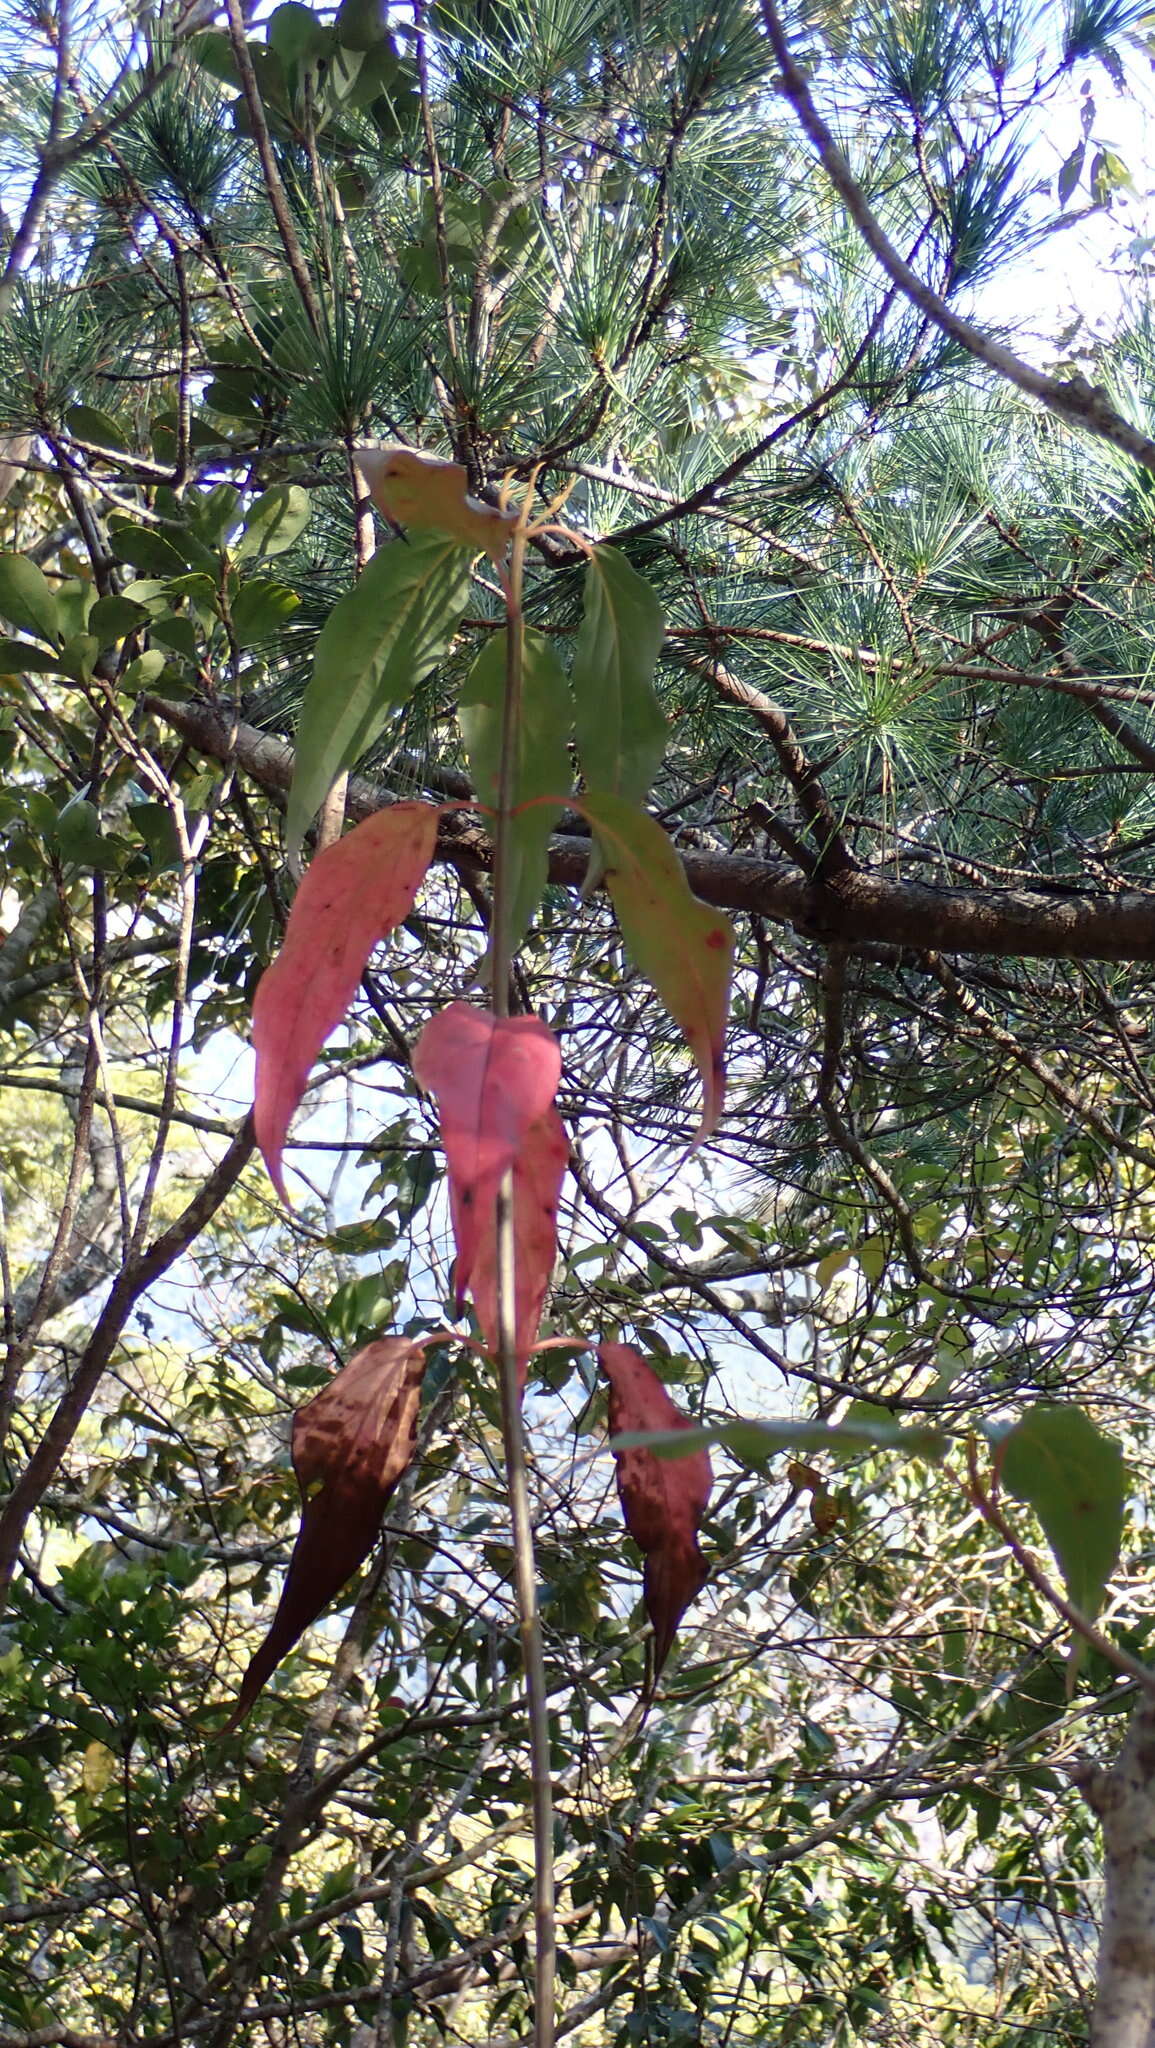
[148,696,1155,966]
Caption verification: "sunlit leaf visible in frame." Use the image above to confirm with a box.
[354,444,517,562]
[286,534,471,856]
[576,790,734,1137]
[995,1403,1125,1630]
[412,1003,562,1307]
[600,1341,712,1682]
[235,483,311,560]
[458,627,571,958]
[253,801,441,1200]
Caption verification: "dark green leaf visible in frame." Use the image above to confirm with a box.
[458,628,571,956]
[108,522,193,578]
[571,545,666,809]
[286,535,471,854]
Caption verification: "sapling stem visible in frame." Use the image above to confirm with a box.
[489,514,557,2047]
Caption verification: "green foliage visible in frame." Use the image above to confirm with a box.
[2,0,1155,2039]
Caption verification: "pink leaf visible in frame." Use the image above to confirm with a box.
[412,1003,562,1303]
[469,1105,569,1386]
[599,1341,712,1683]
[252,801,440,1200]
[228,1334,442,1725]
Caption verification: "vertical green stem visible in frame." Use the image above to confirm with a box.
[490,522,556,2046]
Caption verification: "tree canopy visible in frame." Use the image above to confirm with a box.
[4,0,1155,2043]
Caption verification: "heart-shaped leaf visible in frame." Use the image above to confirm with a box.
[253,801,441,1200]
[228,1335,440,1724]
[412,1003,562,1305]
[600,1341,712,1683]
[576,791,734,1138]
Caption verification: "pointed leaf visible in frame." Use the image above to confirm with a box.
[458,628,571,956]
[996,1403,1125,1629]
[576,790,734,1137]
[572,546,666,808]
[354,445,517,562]
[286,534,471,855]
[253,801,440,1199]
[600,1342,711,1680]
[468,1105,568,1384]
[229,1335,436,1723]
[412,1004,562,1303]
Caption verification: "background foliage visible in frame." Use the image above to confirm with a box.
[3,0,1155,2040]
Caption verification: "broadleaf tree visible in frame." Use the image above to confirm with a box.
[3,0,1155,2043]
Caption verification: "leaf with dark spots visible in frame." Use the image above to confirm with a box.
[412,1004,562,1307]
[469,1105,569,1385]
[599,1341,712,1684]
[252,801,440,1200]
[228,1335,441,1726]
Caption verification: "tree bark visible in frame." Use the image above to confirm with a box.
[1080,1699,1155,2048]
[150,696,1155,967]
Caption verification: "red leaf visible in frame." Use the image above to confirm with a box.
[599,1342,712,1682]
[252,802,440,1200]
[469,1105,569,1385]
[228,1335,439,1725]
[412,1003,562,1304]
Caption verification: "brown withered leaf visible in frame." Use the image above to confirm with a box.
[228,1336,439,1725]
[599,1341,712,1685]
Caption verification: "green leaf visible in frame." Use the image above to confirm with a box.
[267,1,326,70]
[574,790,734,1137]
[235,485,311,561]
[119,650,168,694]
[572,545,666,809]
[458,628,571,956]
[287,534,472,855]
[614,1415,945,1464]
[335,0,387,48]
[1057,142,1085,206]
[54,797,107,869]
[64,403,128,452]
[0,638,66,676]
[0,553,61,644]
[89,594,149,645]
[230,577,300,647]
[108,521,193,578]
[996,1403,1125,1629]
